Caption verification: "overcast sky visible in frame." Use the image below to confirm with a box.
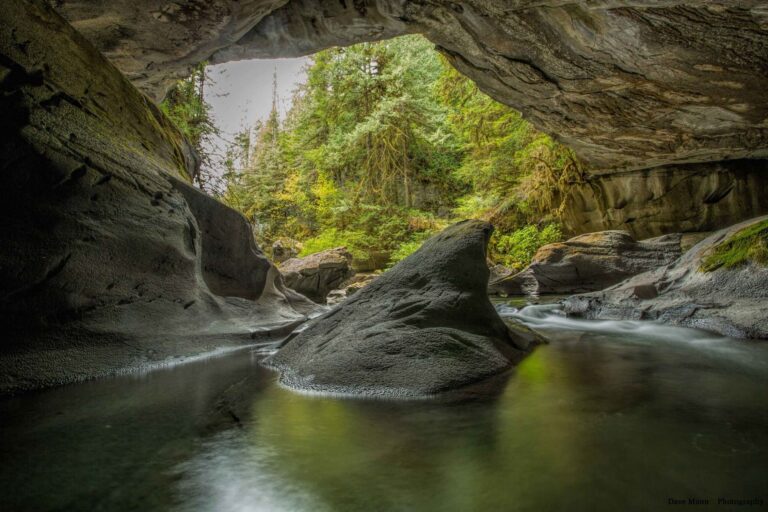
[203,57,309,171]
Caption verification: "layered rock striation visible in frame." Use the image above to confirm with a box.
[562,216,768,339]
[54,1,768,173]
[561,160,768,238]
[265,220,543,397]
[492,231,682,296]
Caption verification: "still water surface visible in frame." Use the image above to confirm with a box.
[1,300,767,511]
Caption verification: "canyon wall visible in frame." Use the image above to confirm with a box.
[54,1,768,172]
[562,159,768,238]
[0,0,312,393]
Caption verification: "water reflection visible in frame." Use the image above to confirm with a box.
[1,305,767,512]
[174,308,768,512]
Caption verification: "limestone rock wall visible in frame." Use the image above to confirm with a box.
[0,0,312,394]
[562,159,768,238]
[491,231,683,295]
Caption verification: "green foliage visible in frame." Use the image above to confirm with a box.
[700,220,768,272]
[160,63,220,192]
[493,224,563,271]
[437,60,583,230]
[387,229,436,266]
[389,240,424,264]
[221,36,582,270]
[300,229,368,260]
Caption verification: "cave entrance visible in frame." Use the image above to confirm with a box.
[163,35,575,276]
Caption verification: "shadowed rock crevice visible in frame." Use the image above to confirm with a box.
[265,220,544,398]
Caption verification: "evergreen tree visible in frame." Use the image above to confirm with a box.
[161,63,220,193]
[221,35,582,269]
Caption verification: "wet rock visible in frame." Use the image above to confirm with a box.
[265,220,543,398]
[562,217,768,339]
[280,248,355,303]
[491,231,682,296]
[0,0,315,394]
[488,262,514,287]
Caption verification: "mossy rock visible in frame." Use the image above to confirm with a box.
[700,219,768,272]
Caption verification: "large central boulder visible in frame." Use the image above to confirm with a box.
[265,220,542,398]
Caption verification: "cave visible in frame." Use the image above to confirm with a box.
[1,1,768,509]
[2,0,768,383]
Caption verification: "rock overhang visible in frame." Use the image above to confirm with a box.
[53,0,768,172]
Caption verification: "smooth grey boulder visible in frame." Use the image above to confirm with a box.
[265,220,543,398]
[280,247,355,303]
[492,231,682,296]
[562,217,768,339]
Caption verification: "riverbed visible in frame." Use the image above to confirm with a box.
[1,300,767,511]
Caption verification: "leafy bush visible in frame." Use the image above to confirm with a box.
[492,223,562,271]
[299,229,369,261]
[388,239,426,265]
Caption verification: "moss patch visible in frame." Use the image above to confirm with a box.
[700,219,768,272]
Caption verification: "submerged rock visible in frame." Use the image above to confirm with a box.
[562,217,768,339]
[491,231,682,296]
[280,248,355,303]
[265,220,542,398]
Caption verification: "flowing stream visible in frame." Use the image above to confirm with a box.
[1,299,767,511]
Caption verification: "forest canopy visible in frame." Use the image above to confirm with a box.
[166,35,583,271]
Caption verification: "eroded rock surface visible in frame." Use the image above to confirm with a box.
[265,220,542,397]
[562,160,768,238]
[492,231,682,296]
[280,247,355,303]
[55,1,768,172]
[562,217,768,339]
[0,0,314,394]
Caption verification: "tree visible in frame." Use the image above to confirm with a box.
[221,35,582,269]
[160,63,220,193]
